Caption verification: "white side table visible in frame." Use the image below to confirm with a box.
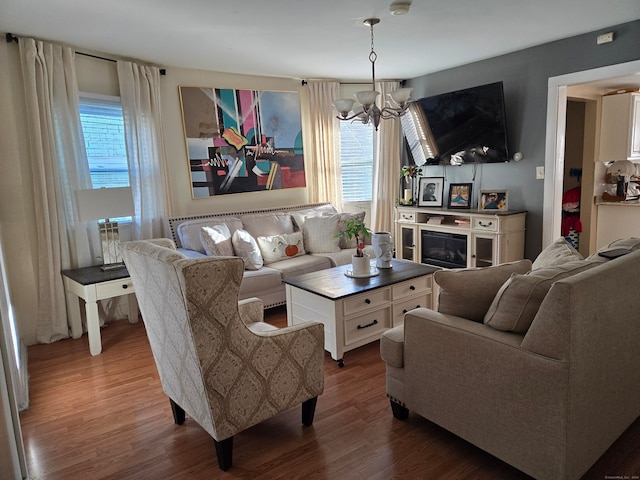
[62,265,138,355]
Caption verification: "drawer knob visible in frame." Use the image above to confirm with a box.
[122,284,128,289]
[356,319,378,330]
[409,285,416,291]
[479,221,493,227]
[365,298,371,304]
[403,305,421,314]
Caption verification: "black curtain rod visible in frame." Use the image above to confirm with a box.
[301,79,406,86]
[5,35,165,75]
[77,51,166,75]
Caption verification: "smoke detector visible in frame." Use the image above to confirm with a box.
[389,2,411,15]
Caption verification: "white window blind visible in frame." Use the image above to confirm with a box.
[339,121,374,202]
[79,95,129,189]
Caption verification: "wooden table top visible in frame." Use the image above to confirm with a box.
[61,264,130,285]
[283,259,439,301]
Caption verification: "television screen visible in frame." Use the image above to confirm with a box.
[402,81,509,165]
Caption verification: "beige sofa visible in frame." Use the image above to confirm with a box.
[380,238,640,480]
[168,203,372,308]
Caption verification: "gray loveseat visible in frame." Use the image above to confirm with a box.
[168,203,372,308]
[380,238,640,480]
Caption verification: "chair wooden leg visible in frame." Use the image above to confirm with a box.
[170,399,185,425]
[302,397,318,426]
[214,437,233,471]
[390,399,409,420]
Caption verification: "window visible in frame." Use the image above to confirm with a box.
[79,94,129,189]
[339,121,374,203]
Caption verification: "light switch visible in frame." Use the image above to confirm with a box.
[536,166,545,180]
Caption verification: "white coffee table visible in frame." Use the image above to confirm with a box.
[284,259,438,367]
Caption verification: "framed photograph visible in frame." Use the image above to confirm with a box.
[479,190,508,211]
[447,183,473,209]
[418,177,444,207]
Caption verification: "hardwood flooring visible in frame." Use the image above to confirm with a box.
[20,306,640,479]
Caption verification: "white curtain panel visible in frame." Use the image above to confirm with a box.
[117,61,170,240]
[19,38,94,343]
[306,81,343,211]
[371,81,402,233]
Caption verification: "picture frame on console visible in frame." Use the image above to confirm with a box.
[418,177,444,207]
[447,183,472,209]
[479,190,508,211]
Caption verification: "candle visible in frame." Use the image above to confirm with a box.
[404,189,412,202]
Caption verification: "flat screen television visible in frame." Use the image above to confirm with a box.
[401,81,509,165]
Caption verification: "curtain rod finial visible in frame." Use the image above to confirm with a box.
[6,33,18,43]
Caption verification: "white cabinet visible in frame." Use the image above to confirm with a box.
[395,207,526,268]
[599,92,640,162]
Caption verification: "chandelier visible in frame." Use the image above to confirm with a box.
[333,18,412,130]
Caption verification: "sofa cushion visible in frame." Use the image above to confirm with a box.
[484,259,601,333]
[271,254,333,280]
[434,259,532,323]
[303,214,342,253]
[338,212,366,249]
[200,224,234,257]
[240,212,294,240]
[177,216,243,253]
[238,266,281,297]
[311,245,375,267]
[257,232,306,264]
[532,237,583,270]
[291,204,338,231]
[231,229,263,270]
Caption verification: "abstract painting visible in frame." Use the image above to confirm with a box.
[179,86,306,198]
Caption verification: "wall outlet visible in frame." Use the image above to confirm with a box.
[536,166,545,180]
[597,32,614,45]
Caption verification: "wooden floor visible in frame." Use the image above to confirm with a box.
[20,307,640,480]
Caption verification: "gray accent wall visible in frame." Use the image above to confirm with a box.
[406,20,640,259]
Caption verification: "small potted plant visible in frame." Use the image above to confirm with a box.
[338,216,371,275]
[400,164,422,204]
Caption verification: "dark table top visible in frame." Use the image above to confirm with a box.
[61,264,130,285]
[283,259,439,301]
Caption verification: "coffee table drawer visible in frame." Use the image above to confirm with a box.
[345,307,390,345]
[95,278,135,300]
[392,294,431,327]
[343,287,391,316]
[392,275,432,300]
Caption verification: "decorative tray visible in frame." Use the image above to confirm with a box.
[344,267,380,278]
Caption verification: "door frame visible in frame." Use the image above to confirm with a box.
[543,60,640,249]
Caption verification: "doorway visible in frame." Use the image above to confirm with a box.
[544,59,640,251]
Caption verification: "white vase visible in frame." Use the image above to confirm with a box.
[372,231,393,268]
[351,254,371,276]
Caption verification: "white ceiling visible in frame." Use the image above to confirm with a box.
[1,0,639,82]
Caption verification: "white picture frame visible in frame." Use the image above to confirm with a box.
[417,177,444,207]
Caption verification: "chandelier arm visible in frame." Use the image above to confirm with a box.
[336,112,368,122]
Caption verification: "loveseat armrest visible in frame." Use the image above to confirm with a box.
[238,297,264,326]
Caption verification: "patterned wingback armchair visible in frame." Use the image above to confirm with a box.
[121,239,324,471]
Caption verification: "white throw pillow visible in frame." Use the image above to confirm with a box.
[257,232,306,264]
[231,229,263,270]
[303,214,341,253]
[200,225,234,257]
[291,204,338,231]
